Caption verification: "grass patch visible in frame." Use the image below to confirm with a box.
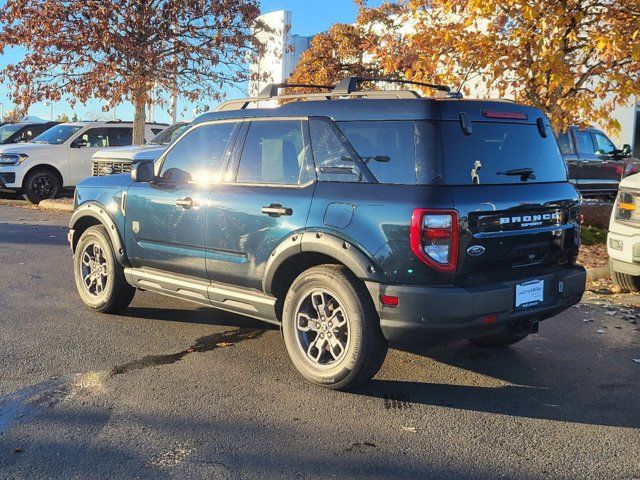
[581,226,608,245]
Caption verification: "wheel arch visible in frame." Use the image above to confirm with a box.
[263,231,385,301]
[69,202,129,266]
[22,163,64,190]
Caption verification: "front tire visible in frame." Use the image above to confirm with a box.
[282,265,388,390]
[22,168,60,204]
[73,225,135,313]
[611,266,640,293]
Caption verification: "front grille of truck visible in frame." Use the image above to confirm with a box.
[92,160,133,176]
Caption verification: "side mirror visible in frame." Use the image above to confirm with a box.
[623,144,632,157]
[131,160,155,183]
[71,139,88,148]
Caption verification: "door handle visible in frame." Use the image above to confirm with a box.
[261,204,293,217]
[175,197,194,209]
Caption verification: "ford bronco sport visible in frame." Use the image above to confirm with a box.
[68,77,586,390]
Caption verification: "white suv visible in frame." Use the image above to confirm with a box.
[608,172,640,291]
[0,121,165,203]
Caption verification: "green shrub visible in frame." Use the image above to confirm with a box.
[581,226,607,245]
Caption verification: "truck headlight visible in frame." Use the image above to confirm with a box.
[0,153,28,165]
[615,190,640,224]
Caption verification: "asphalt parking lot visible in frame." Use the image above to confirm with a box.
[0,203,639,479]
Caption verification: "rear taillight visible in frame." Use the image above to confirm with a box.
[410,209,459,272]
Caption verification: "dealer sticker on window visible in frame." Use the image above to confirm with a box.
[515,279,544,308]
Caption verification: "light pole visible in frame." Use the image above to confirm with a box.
[43,101,53,121]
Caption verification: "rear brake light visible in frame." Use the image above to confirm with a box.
[410,209,459,273]
[482,110,528,120]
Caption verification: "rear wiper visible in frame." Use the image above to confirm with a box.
[497,168,536,181]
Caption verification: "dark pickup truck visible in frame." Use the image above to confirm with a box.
[557,126,639,197]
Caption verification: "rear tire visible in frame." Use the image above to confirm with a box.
[73,225,135,313]
[470,331,529,348]
[610,265,640,293]
[282,265,388,390]
[22,168,60,204]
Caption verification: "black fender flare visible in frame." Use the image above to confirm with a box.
[68,202,129,266]
[262,230,385,295]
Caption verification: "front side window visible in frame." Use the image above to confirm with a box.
[236,120,310,185]
[593,132,616,155]
[77,128,133,148]
[32,125,83,145]
[160,122,237,184]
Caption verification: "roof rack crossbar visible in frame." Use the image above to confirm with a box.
[257,82,335,100]
[214,89,422,112]
[333,76,452,95]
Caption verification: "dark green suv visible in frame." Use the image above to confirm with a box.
[69,77,586,390]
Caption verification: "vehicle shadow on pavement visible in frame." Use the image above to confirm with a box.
[357,340,640,429]
[122,305,279,331]
[0,222,69,245]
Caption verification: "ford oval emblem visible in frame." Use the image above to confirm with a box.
[467,245,485,257]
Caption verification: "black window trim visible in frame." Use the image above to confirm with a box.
[225,117,318,189]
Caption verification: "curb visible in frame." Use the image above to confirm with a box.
[38,199,74,213]
[586,266,610,283]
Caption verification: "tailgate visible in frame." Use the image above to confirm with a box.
[450,183,581,286]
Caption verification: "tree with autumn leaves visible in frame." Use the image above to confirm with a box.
[291,0,640,134]
[0,0,267,144]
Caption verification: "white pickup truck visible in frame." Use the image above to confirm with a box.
[0,121,165,203]
[608,172,640,291]
[91,122,188,176]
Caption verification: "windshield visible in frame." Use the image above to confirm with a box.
[0,124,23,143]
[150,123,189,145]
[32,125,82,145]
[440,121,567,185]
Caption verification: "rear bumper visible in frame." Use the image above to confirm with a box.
[366,265,586,346]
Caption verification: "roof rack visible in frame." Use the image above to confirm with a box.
[333,76,448,94]
[214,75,462,112]
[257,83,334,99]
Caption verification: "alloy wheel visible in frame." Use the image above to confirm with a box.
[80,243,109,297]
[294,289,350,367]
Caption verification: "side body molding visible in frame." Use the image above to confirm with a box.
[69,202,130,266]
[262,230,386,295]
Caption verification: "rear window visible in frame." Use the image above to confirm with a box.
[440,122,567,185]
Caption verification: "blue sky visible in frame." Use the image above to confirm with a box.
[0,0,381,124]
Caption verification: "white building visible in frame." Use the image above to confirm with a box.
[249,11,313,98]
[252,10,639,154]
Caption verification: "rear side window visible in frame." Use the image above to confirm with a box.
[337,121,417,184]
[574,131,595,155]
[237,120,311,185]
[556,132,574,155]
[440,122,567,185]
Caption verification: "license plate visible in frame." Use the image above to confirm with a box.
[515,279,544,308]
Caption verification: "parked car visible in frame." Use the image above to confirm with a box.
[557,126,639,197]
[91,122,189,176]
[0,121,59,145]
[0,121,166,203]
[69,77,586,390]
[608,172,640,291]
